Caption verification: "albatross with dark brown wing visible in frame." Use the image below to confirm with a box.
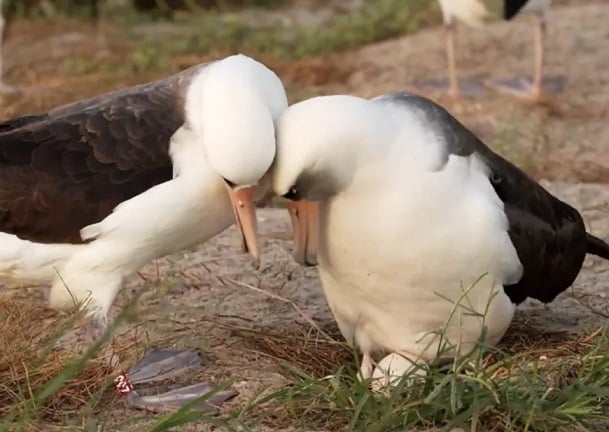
[0,54,288,343]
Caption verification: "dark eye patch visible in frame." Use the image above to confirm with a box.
[282,186,300,200]
[223,178,237,188]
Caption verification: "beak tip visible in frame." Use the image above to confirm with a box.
[229,185,260,268]
[287,200,319,269]
[305,259,318,267]
[248,251,261,269]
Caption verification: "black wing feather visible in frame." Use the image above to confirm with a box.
[380,92,606,305]
[503,0,530,20]
[0,63,206,243]
[482,156,588,304]
[451,110,591,304]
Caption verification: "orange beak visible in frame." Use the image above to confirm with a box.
[286,200,319,267]
[226,185,259,267]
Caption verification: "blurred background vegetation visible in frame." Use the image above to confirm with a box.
[2,0,291,19]
[0,0,443,63]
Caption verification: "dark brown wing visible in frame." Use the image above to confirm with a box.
[481,155,588,304]
[0,64,206,243]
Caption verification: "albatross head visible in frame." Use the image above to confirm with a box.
[185,54,288,265]
[271,95,377,266]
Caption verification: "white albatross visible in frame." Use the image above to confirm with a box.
[0,54,287,337]
[265,91,609,386]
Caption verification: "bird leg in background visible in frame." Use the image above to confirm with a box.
[410,20,483,98]
[0,1,20,95]
[445,22,459,98]
[531,15,546,99]
[0,1,5,90]
[89,0,109,50]
[486,14,561,100]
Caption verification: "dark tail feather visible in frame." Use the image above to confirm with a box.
[587,233,609,260]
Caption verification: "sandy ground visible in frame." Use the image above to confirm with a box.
[1,2,609,431]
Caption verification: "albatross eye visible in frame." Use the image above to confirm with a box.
[223,178,237,188]
[282,186,300,200]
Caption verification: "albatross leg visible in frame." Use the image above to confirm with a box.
[358,351,374,381]
[0,2,22,95]
[445,22,459,99]
[92,0,110,54]
[486,15,562,100]
[531,15,545,99]
[409,21,483,98]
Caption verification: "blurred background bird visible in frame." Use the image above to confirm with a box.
[437,0,489,98]
[489,0,554,99]
[432,0,554,100]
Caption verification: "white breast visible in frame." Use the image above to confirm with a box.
[316,134,522,362]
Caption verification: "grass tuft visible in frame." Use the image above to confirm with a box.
[232,324,352,379]
[0,290,245,431]
[234,322,609,431]
[0,294,146,426]
[3,290,609,431]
